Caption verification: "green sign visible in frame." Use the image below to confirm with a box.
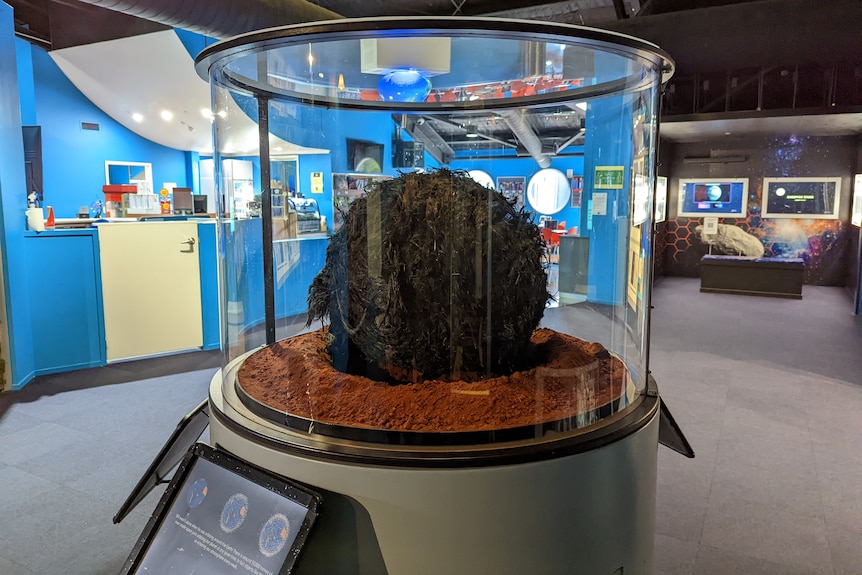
[594,166,625,189]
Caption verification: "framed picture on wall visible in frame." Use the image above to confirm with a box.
[496,176,526,210]
[655,176,668,223]
[631,174,650,226]
[570,176,583,208]
[850,174,861,227]
[761,177,841,219]
[332,173,392,231]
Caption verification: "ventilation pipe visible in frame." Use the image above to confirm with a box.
[73,0,342,39]
[500,110,552,168]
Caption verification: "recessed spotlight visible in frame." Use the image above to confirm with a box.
[318,72,324,79]
[160,110,174,121]
[131,112,144,122]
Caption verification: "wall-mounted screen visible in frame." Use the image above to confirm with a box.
[761,177,841,219]
[677,178,748,218]
[852,174,862,227]
[347,138,384,173]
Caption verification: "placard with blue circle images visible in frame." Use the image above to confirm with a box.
[120,443,320,575]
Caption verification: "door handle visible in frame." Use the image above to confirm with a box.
[180,237,196,253]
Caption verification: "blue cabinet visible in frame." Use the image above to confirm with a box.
[25,229,106,375]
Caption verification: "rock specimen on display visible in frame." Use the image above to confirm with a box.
[307,169,551,382]
[695,223,765,257]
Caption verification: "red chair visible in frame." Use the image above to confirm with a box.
[540,227,560,262]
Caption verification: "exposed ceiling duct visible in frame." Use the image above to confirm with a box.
[500,110,552,168]
[71,0,342,39]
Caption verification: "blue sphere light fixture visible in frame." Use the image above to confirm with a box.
[378,68,432,102]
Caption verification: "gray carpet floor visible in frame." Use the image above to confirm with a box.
[0,277,860,574]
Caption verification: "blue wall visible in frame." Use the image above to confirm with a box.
[30,45,190,217]
[2,30,198,388]
[1,5,36,388]
[15,37,36,125]
[580,94,633,305]
[451,154,585,227]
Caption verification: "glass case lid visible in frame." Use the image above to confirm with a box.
[195,17,674,111]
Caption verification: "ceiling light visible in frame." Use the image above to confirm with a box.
[160,110,174,121]
[131,112,144,123]
[464,125,479,138]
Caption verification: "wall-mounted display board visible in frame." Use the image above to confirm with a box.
[761,177,841,219]
[677,178,749,218]
[851,174,862,227]
[655,176,667,223]
[497,176,525,211]
[332,173,392,231]
[570,175,583,209]
[120,443,319,575]
[631,174,650,226]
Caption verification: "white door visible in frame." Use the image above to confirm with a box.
[99,221,203,361]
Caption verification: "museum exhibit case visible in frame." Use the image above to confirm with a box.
[195,17,687,574]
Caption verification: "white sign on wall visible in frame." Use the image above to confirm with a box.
[592,192,608,216]
[703,216,719,236]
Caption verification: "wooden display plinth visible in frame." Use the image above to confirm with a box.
[700,255,804,299]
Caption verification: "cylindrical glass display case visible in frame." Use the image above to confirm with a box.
[197,17,673,574]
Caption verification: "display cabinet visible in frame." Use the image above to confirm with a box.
[196,17,688,574]
[289,197,322,233]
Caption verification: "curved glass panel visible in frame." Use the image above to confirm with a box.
[197,17,671,451]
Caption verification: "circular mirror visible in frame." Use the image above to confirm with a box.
[468,170,495,190]
[527,168,570,214]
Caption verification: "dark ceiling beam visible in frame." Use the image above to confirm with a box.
[397,115,456,165]
[14,22,51,47]
[46,1,169,50]
[612,0,630,18]
[69,0,341,39]
[597,0,862,75]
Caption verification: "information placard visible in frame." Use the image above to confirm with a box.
[121,443,319,575]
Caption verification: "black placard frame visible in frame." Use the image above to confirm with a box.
[120,443,320,575]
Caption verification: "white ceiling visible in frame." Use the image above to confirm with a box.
[47,28,862,154]
[49,30,328,156]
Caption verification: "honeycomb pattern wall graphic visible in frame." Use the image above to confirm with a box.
[658,204,850,285]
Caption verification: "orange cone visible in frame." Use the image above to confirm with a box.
[45,206,55,228]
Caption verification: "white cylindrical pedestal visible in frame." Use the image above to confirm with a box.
[209,370,660,575]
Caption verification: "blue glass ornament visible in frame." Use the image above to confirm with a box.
[377,69,432,102]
